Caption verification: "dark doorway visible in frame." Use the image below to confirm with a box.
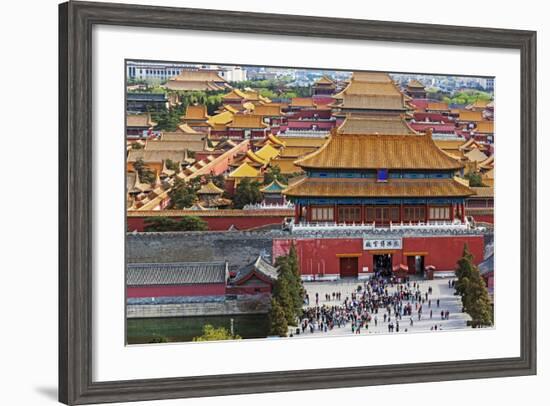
[374,254,393,277]
[339,257,359,278]
[407,255,425,275]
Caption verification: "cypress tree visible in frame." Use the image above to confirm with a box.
[273,261,295,325]
[268,298,288,337]
[455,244,493,327]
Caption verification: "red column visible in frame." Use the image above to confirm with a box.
[400,203,404,223]
[461,202,465,223]
[334,204,338,224]
[294,203,300,223]
[307,205,312,222]
[449,203,454,221]
[361,205,365,224]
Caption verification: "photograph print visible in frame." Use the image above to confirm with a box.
[125,61,495,344]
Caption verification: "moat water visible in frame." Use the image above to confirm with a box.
[127,314,269,344]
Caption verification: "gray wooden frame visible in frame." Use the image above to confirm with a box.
[59,1,537,404]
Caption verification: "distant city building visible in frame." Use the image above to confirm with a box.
[126,93,168,113]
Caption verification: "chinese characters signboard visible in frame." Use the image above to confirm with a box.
[363,237,402,250]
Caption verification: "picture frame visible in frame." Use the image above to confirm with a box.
[59,1,537,404]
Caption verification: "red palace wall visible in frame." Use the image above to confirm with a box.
[472,214,494,224]
[127,212,291,232]
[273,235,484,277]
[127,283,226,298]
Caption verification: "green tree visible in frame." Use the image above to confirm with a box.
[272,245,304,325]
[268,299,288,337]
[143,216,207,232]
[143,217,181,232]
[148,334,168,343]
[178,216,208,231]
[192,324,241,341]
[131,142,144,150]
[263,165,287,185]
[465,172,484,187]
[233,178,262,209]
[272,274,294,325]
[133,158,156,185]
[205,173,226,190]
[164,159,179,171]
[169,179,197,209]
[455,244,493,328]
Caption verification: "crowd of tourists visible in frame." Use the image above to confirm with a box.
[295,275,453,336]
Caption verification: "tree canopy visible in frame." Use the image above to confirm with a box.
[465,172,484,187]
[169,178,197,209]
[455,244,493,327]
[143,216,208,232]
[263,165,288,185]
[269,244,304,330]
[132,158,156,185]
[192,324,241,341]
[233,178,262,209]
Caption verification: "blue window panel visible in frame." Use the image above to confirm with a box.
[377,169,389,182]
[403,198,427,204]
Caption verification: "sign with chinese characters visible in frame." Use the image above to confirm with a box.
[363,237,402,250]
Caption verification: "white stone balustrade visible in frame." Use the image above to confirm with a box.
[290,218,475,234]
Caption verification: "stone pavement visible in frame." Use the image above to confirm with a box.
[290,277,471,338]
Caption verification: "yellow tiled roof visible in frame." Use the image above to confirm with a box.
[471,99,491,109]
[144,139,205,152]
[246,150,268,165]
[208,111,234,126]
[295,133,464,170]
[476,121,494,133]
[479,155,494,169]
[165,81,225,91]
[315,75,336,85]
[459,110,483,122]
[465,148,489,163]
[177,123,201,134]
[337,115,417,135]
[127,113,157,128]
[127,150,187,164]
[427,102,449,111]
[243,102,256,111]
[279,146,319,158]
[171,70,226,82]
[197,180,224,195]
[255,144,280,162]
[270,158,303,174]
[254,104,283,116]
[483,168,494,179]
[228,114,268,129]
[407,79,425,88]
[290,98,316,107]
[228,162,261,178]
[470,186,494,198]
[160,131,204,142]
[267,134,285,147]
[222,104,239,114]
[351,71,393,83]
[284,177,474,198]
[183,105,209,121]
[222,89,248,100]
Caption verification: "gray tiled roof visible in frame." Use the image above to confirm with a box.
[478,254,493,276]
[127,262,227,286]
[232,256,278,284]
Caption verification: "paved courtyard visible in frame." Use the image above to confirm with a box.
[290,277,471,338]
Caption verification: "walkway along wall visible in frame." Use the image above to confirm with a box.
[127,209,293,231]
